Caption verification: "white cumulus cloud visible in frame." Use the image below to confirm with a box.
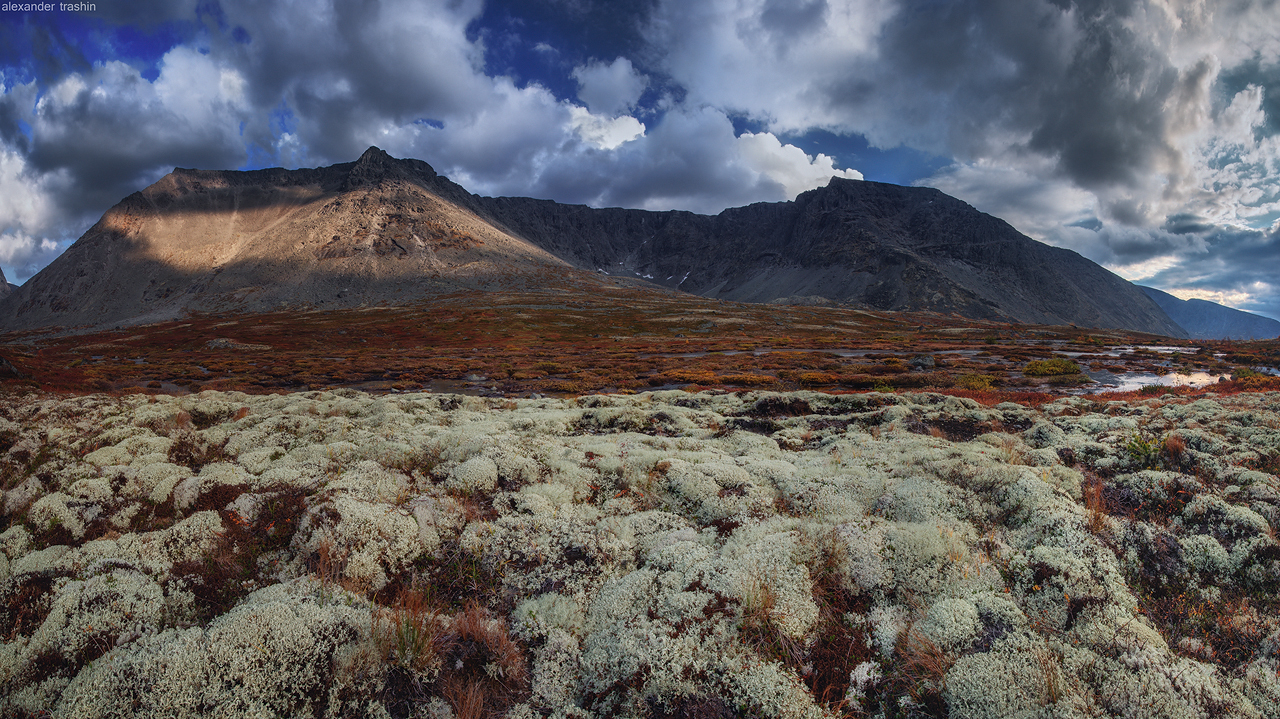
[569,107,646,150]
[737,132,861,198]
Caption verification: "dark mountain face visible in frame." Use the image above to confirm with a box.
[0,147,1187,336]
[456,174,1185,336]
[1140,286,1280,340]
[0,266,11,300]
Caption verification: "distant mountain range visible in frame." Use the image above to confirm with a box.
[0,147,1186,336]
[1140,286,1280,340]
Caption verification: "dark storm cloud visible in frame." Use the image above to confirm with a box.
[16,50,250,222]
[200,0,496,163]
[843,0,1192,209]
[760,0,829,42]
[1144,226,1280,320]
[1026,17,1180,191]
[86,0,201,26]
[0,84,33,152]
[15,19,91,83]
[520,108,787,212]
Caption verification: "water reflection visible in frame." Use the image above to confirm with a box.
[1081,370,1227,393]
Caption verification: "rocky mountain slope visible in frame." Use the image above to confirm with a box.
[0,267,13,300]
[0,149,611,331]
[1141,285,1280,340]
[0,148,1185,336]
[464,179,1185,337]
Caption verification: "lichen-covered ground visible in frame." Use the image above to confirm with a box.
[3,387,1280,718]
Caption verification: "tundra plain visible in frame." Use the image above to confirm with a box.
[3,290,1277,399]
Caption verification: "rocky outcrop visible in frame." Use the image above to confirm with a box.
[0,355,23,378]
[2,147,1186,336]
[0,266,12,300]
[1140,286,1280,340]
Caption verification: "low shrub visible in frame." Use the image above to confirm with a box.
[955,373,995,390]
[1123,430,1161,470]
[1023,358,1082,376]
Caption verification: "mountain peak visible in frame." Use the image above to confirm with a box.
[355,145,392,166]
[340,146,436,190]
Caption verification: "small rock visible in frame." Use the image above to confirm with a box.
[909,354,936,370]
[205,338,272,351]
[0,356,25,379]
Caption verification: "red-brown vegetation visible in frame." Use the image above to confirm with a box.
[4,288,1255,405]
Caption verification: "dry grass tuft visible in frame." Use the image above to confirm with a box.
[1035,643,1063,706]
[374,588,451,679]
[453,601,527,686]
[737,578,806,669]
[441,675,488,719]
[895,628,952,714]
[1164,433,1186,465]
[1083,472,1109,536]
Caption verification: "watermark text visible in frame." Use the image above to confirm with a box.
[2,3,96,11]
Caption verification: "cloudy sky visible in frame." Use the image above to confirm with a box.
[2,0,1279,318]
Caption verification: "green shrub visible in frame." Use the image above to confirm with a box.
[955,374,995,390]
[1124,430,1161,469]
[1023,359,1082,376]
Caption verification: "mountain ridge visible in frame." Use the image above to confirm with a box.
[1140,285,1280,340]
[454,167,1185,336]
[0,147,1186,336]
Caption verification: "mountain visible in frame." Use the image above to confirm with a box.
[1140,286,1280,340]
[0,266,12,300]
[0,148,608,331]
[1,147,1186,336]
[460,177,1184,336]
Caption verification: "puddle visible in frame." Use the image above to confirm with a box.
[1080,370,1228,393]
[1078,345,1201,358]
[116,380,193,395]
[637,348,872,359]
[418,379,495,396]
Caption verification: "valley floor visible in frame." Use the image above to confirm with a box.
[2,386,1280,718]
[5,290,1277,399]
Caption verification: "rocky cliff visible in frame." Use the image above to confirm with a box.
[1,147,1186,336]
[1141,285,1280,339]
[0,266,12,300]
